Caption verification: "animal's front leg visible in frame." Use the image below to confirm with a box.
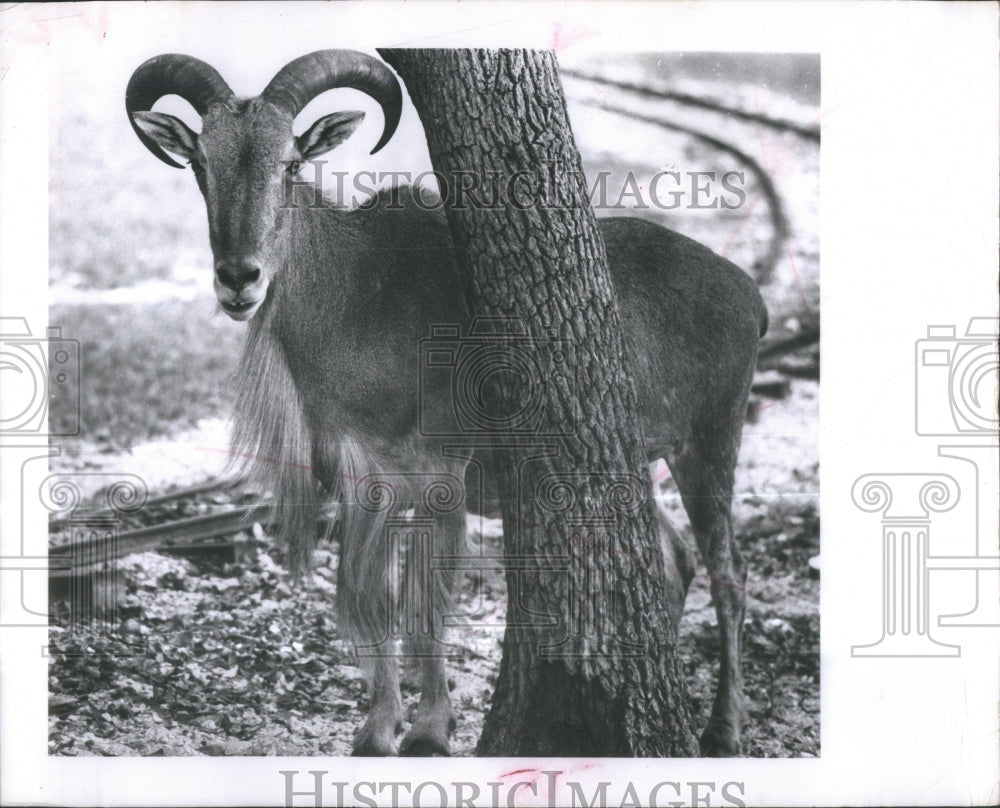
[337,485,405,756]
[353,656,404,756]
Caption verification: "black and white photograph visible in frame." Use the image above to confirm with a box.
[48,42,819,759]
[0,2,996,807]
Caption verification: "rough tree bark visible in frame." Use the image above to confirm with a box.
[380,48,698,757]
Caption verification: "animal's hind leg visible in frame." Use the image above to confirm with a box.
[651,461,698,630]
[671,445,747,757]
[398,506,463,756]
[398,644,456,756]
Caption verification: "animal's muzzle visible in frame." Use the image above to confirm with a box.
[214,256,267,321]
[215,257,262,292]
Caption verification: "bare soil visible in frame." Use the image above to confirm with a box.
[48,376,818,758]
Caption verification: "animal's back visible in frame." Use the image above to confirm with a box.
[598,216,768,460]
[290,196,766,466]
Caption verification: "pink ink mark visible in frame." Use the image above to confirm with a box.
[757,398,790,416]
[652,464,672,485]
[499,768,540,779]
[550,20,599,52]
[784,239,814,314]
[720,192,762,259]
[498,763,600,806]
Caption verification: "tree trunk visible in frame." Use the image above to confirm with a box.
[379,48,698,757]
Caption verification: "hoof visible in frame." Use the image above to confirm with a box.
[399,715,455,757]
[399,732,451,757]
[700,720,742,757]
[352,719,401,757]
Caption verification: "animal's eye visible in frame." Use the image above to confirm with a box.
[286,160,302,175]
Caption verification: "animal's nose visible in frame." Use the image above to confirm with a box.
[215,258,262,291]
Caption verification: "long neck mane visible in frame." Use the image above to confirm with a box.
[229,295,321,571]
[227,185,460,570]
[229,187,376,482]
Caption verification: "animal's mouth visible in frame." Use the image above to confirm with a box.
[219,298,261,321]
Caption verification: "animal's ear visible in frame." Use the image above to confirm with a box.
[130,111,198,163]
[296,111,366,160]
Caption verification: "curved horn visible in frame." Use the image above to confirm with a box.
[262,50,402,154]
[126,54,234,168]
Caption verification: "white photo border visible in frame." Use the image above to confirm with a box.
[1,2,997,806]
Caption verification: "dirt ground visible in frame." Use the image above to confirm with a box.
[48,379,818,758]
[47,53,820,758]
